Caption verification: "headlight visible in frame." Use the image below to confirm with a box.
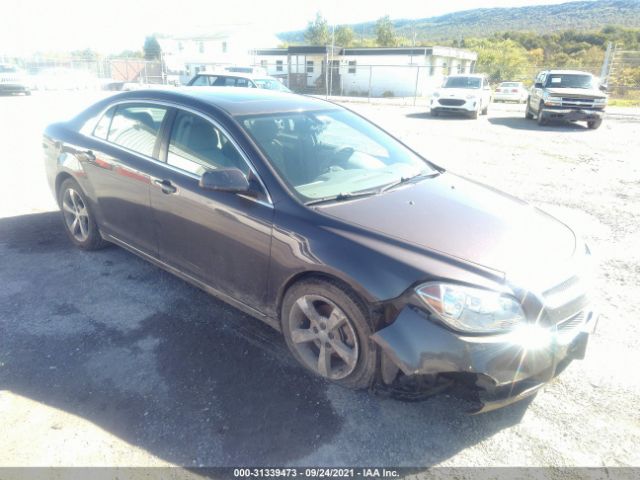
[594,98,607,105]
[415,283,525,334]
[542,92,561,105]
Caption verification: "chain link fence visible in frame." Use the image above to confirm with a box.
[5,51,639,103]
[254,59,625,105]
[606,49,640,103]
[5,57,170,90]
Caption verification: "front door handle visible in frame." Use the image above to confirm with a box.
[153,179,177,194]
[78,150,95,162]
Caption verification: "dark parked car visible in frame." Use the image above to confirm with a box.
[43,87,597,412]
[0,63,31,95]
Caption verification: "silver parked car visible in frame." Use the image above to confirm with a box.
[493,81,528,103]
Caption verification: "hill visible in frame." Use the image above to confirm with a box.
[278,0,640,44]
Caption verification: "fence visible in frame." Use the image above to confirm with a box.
[253,59,628,105]
[6,57,170,89]
[606,48,640,102]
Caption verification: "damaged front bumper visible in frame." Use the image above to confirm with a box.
[371,306,597,413]
[540,107,604,122]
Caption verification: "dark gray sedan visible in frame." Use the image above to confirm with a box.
[43,88,597,412]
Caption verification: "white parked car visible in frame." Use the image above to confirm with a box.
[430,74,492,118]
[494,81,529,103]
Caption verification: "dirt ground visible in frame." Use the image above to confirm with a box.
[0,91,639,471]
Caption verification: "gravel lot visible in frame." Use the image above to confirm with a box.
[1,92,639,470]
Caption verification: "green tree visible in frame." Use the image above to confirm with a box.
[304,12,330,45]
[143,35,162,60]
[334,25,354,47]
[464,38,529,82]
[375,15,397,47]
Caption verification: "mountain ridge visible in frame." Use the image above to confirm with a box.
[278,0,640,44]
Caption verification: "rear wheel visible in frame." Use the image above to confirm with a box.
[58,178,108,250]
[587,118,603,129]
[281,279,377,389]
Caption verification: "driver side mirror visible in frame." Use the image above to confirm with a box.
[534,82,543,88]
[599,84,608,92]
[199,168,251,194]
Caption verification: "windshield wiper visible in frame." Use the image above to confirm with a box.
[380,171,440,193]
[304,189,380,206]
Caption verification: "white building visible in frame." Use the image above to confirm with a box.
[252,46,478,97]
[158,27,280,81]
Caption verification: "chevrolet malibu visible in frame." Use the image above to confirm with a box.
[43,88,597,412]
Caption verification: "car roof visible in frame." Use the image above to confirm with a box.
[194,72,274,80]
[544,70,594,75]
[104,87,339,117]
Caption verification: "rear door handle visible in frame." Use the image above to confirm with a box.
[153,179,177,194]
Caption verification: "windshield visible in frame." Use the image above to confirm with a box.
[253,78,290,92]
[545,74,594,89]
[443,77,481,89]
[500,82,520,87]
[240,109,436,202]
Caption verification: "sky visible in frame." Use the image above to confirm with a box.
[1,0,587,55]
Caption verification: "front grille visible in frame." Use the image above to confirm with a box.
[542,275,586,309]
[557,311,585,333]
[438,98,465,106]
[559,97,596,108]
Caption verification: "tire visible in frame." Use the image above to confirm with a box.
[481,102,489,115]
[587,118,603,129]
[281,278,377,389]
[525,101,534,119]
[537,103,547,126]
[58,178,108,250]
[470,106,479,119]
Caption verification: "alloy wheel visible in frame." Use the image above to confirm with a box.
[61,188,90,242]
[288,294,359,380]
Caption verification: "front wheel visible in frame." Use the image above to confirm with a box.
[281,279,377,389]
[537,103,547,125]
[587,118,603,129]
[525,101,534,119]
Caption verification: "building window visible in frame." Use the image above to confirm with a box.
[222,41,227,53]
[276,60,283,72]
[199,42,205,54]
[260,60,267,68]
[348,60,356,74]
[306,60,314,73]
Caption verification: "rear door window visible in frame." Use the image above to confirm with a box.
[191,75,215,86]
[108,105,167,158]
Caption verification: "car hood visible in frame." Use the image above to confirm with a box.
[436,88,481,98]
[319,173,576,278]
[545,87,606,99]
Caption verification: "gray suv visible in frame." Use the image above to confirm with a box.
[526,70,607,129]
